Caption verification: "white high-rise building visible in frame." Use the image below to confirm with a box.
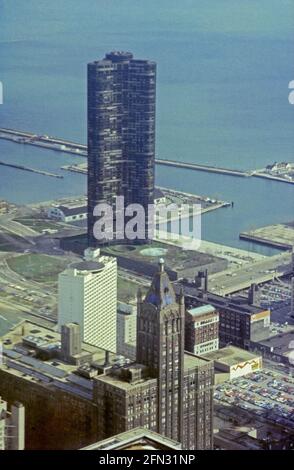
[58,249,117,352]
[117,302,137,360]
[0,398,25,450]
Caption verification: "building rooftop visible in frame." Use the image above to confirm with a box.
[105,51,134,62]
[214,428,262,450]
[94,353,211,391]
[69,260,105,272]
[0,320,119,400]
[187,304,216,318]
[93,364,157,391]
[255,330,294,357]
[81,428,181,450]
[57,205,87,217]
[203,346,261,367]
[89,52,156,67]
[175,284,269,317]
[102,241,225,280]
[184,352,212,370]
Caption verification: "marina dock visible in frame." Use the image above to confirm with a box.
[240,222,294,250]
[1,127,293,184]
[0,161,63,179]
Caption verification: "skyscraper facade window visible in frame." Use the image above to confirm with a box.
[58,251,117,352]
[87,51,156,246]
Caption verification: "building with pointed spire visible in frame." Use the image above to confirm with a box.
[94,259,214,449]
[136,258,185,443]
[0,261,214,450]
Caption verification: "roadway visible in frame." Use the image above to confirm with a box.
[208,252,292,295]
[0,309,56,337]
[0,211,39,246]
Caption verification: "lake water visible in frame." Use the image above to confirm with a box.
[0,0,293,254]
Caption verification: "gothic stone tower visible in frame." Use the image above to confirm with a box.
[136,259,185,443]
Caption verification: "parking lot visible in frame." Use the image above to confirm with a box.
[258,279,293,324]
[214,369,294,430]
[260,280,290,306]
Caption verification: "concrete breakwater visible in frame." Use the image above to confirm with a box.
[0,161,63,179]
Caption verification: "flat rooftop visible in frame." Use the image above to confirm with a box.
[93,367,157,392]
[204,346,261,367]
[69,260,105,272]
[0,320,118,399]
[1,320,105,357]
[256,330,294,356]
[102,241,226,278]
[184,352,212,370]
[214,428,262,450]
[94,353,212,391]
[57,205,87,216]
[175,284,269,316]
[187,304,216,318]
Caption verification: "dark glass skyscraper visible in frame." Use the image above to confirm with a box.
[87,51,156,246]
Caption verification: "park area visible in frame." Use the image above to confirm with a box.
[7,253,73,283]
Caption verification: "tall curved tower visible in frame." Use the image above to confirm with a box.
[87,51,156,246]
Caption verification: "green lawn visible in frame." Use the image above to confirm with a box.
[7,254,71,283]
